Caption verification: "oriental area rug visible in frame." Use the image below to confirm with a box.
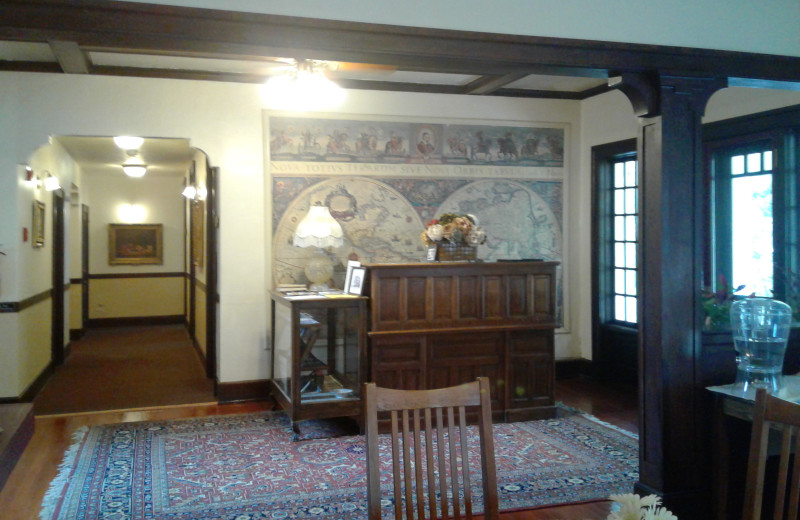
[40,411,638,520]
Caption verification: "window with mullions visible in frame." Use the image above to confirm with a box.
[705,106,800,318]
[711,144,775,296]
[611,158,639,324]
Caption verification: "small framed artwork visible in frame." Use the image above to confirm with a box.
[347,267,366,295]
[32,200,45,248]
[426,245,437,261]
[108,223,163,265]
[343,259,361,292]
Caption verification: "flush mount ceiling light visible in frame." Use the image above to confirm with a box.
[262,60,345,111]
[113,135,144,150]
[122,164,147,178]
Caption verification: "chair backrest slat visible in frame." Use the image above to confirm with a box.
[365,378,499,520]
[742,388,800,520]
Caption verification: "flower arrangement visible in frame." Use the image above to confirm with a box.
[701,273,748,330]
[421,213,486,247]
[606,493,678,520]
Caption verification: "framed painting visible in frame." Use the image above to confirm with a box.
[191,200,204,267]
[32,200,45,248]
[108,223,163,265]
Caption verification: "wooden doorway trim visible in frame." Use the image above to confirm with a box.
[205,166,219,382]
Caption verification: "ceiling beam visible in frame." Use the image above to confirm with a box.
[48,40,90,74]
[463,72,529,95]
[1,0,798,83]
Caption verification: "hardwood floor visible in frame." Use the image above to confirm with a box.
[0,375,635,519]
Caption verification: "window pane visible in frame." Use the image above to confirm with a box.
[763,151,772,171]
[614,189,625,214]
[615,269,626,294]
[746,152,761,173]
[731,155,745,175]
[626,243,637,269]
[625,160,637,186]
[732,174,773,296]
[626,270,637,296]
[625,187,637,214]
[615,243,626,268]
[615,216,626,241]
[614,163,625,187]
[615,295,626,321]
[626,215,637,241]
[625,296,637,323]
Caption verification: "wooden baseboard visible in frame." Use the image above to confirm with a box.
[0,361,55,404]
[69,328,85,341]
[216,380,270,403]
[555,358,594,380]
[88,315,184,328]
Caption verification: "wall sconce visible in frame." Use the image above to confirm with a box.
[122,164,147,178]
[181,184,207,200]
[43,172,61,191]
[118,203,146,223]
[293,203,344,290]
[263,60,345,111]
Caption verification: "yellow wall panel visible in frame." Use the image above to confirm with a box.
[90,277,183,318]
[69,284,82,330]
[18,298,52,396]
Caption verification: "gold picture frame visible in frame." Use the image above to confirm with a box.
[32,200,45,248]
[191,200,204,267]
[108,223,163,265]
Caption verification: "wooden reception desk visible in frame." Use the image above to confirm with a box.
[365,261,559,422]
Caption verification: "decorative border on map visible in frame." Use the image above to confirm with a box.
[269,115,565,169]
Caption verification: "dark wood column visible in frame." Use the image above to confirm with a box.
[617,75,726,519]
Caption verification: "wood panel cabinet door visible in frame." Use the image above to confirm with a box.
[369,335,425,390]
[507,330,554,417]
[428,332,505,413]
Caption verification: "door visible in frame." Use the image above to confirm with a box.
[81,204,89,330]
[51,190,65,365]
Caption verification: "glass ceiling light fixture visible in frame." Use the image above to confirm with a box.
[263,60,346,111]
[113,135,144,150]
[293,203,344,291]
[122,164,147,178]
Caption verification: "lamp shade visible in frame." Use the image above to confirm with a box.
[293,204,343,248]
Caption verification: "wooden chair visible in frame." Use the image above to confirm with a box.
[742,387,800,520]
[364,377,499,520]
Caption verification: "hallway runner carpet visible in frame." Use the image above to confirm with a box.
[40,411,638,520]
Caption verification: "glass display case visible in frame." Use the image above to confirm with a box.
[269,291,367,433]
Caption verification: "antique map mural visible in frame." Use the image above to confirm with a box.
[269,116,567,324]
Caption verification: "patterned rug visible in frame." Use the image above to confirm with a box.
[40,411,638,520]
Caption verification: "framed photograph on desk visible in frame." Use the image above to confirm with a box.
[348,267,366,295]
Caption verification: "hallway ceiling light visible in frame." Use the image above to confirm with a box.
[122,164,147,177]
[262,60,345,111]
[114,135,144,150]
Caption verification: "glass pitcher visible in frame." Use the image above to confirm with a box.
[730,297,793,394]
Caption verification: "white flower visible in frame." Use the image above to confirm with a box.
[426,223,444,241]
[642,506,678,520]
[607,494,675,520]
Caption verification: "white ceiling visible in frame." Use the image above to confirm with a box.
[55,136,193,177]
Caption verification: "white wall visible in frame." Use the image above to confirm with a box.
[122,0,800,58]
